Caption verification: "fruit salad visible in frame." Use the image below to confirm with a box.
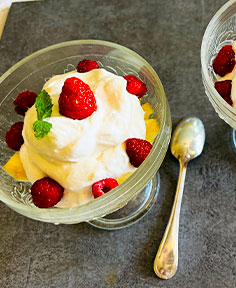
[3,59,159,208]
[212,42,236,106]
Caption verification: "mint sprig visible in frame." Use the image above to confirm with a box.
[33,120,52,139]
[33,89,53,139]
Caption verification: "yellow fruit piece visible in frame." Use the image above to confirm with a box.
[117,172,133,185]
[145,119,160,143]
[3,153,28,181]
[142,103,154,120]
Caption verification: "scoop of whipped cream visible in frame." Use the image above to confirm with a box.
[20,68,146,207]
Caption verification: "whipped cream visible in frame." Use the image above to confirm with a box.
[20,69,146,207]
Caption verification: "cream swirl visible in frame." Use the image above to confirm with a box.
[20,69,146,207]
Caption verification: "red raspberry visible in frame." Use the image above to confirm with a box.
[59,77,97,120]
[31,177,64,208]
[76,59,99,73]
[223,96,233,106]
[92,178,118,199]
[213,45,235,77]
[215,80,232,98]
[14,90,37,116]
[5,122,24,151]
[123,75,147,98]
[214,80,232,106]
[126,138,152,168]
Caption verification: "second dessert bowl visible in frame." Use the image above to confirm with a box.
[201,0,236,150]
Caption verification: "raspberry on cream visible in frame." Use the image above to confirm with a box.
[20,69,146,208]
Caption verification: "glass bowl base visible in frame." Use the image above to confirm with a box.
[87,172,160,230]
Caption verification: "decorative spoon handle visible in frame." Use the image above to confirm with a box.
[154,160,187,279]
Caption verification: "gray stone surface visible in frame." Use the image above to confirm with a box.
[0,0,235,287]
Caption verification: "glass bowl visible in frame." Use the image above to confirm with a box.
[201,0,236,129]
[0,40,171,225]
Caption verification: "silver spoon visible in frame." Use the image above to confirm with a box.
[153,116,205,279]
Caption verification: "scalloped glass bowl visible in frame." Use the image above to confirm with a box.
[0,40,171,224]
[201,0,236,128]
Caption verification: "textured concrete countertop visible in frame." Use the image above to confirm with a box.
[0,0,235,287]
[0,0,38,39]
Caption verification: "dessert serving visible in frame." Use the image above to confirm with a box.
[0,40,171,224]
[3,59,159,209]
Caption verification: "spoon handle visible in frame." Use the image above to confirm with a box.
[154,160,187,279]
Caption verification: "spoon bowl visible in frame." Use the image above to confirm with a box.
[171,117,205,163]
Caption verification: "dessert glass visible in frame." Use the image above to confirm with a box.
[0,40,171,228]
[201,0,236,148]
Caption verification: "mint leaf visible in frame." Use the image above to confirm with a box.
[33,89,53,139]
[35,89,53,120]
[33,120,52,140]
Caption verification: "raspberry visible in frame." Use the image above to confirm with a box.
[76,59,99,73]
[215,80,233,106]
[31,177,64,208]
[123,75,147,98]
[215,80,232,98]
[5,122,24,151]
[59,77,97,120]
[223,96,233,106]
[14,90,37,116]
[126,138,152,168]
[92,178,118,199]
[213,45,235,77]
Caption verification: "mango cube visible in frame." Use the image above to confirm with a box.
[145,119,160,143]
[142,103,154,120]
[117,172,133,185]
[3,153,28,181]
